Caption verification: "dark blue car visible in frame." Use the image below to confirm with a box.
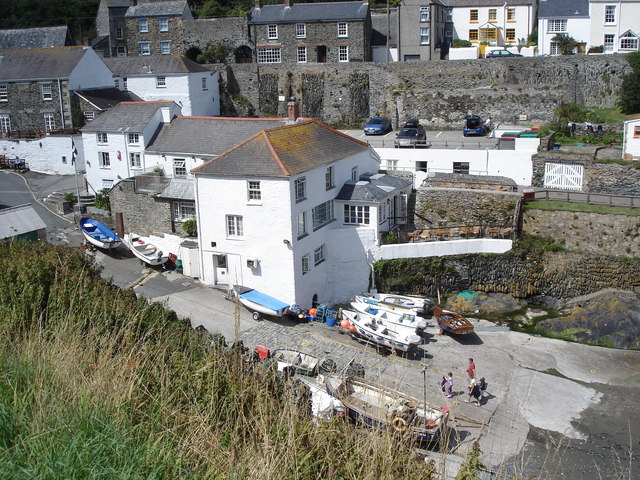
[364,117,392,135]
[463,115,489,137]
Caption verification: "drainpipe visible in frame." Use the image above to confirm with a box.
[57,79,65,129]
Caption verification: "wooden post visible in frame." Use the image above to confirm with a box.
[115,212,124,238]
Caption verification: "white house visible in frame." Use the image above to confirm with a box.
[192,119,412,307]
[622,114,640,160]
[103,56,220,117]
[448,0,537,52]
[81,101,181,193]
[589,0,640,53]
[538,0,591,55]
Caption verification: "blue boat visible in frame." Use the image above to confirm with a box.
[234,287,291,321]
[79,217,121,250]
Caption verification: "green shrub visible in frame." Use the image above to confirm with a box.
[182,219,197,237]
[64,193,77,203]
[94,189,110,211]
[452,39,472,48]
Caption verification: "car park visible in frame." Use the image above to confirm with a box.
[363,117,392,135]
[485,49,523,59]
[395,122,427,148]
[463,115,490,137]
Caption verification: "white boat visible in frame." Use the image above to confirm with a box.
[361,292,432,315]
[271,349,320,376]
[230,286,291,321]
[294,375,345,422]
[123,233,168,266]
[342,309,422,353]
[350,298,428,334]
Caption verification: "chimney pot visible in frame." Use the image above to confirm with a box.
[284,0,292,7]
[287,101,299,122]
[254,0,261,9]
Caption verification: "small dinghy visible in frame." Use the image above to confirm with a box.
[79,217,121,250]
[123,232,168,266]
[433,306,474,335]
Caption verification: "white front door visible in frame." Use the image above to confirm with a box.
[543,162,584,191]
[213,254,228,285]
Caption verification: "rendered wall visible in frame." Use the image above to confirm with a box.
[0,136,81,175]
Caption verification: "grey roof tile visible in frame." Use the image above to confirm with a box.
[336,173,411,202]
[75,88,142,110]
[0,204,47,239]
[538,0,589,18]
[81,101,174,133]
[125,1,191,17]
[0,26,71,50]
[249,1,369,24]
[444,0,535,6]
[103,55,210,75]
[0,46,88,81]
[157,178,194,200]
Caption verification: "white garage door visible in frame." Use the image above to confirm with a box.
[543,162,584,191]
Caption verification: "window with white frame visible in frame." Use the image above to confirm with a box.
[156,76,166,88]
[116,46,126,57]
[173,159,186,177]
[83,111,94,121]
[301,254,310,274]
[226,215,243,237]
[420,27,430,45]
[351,166,358,181]
[297,46,307,63]
[604,34,615,51]
[548,19,567,33]
[445,8,452,22]
[343,205,370,225]
[0,85,7,101]
[99,152,110,168]
[620,32,639,51]
[268,24,278,39]
[43,113,55,131]
[312,200,333,229]
[97,133,108,144]
[102,179,114,189]
[604,5,616,24]
[338,45,349,62]
[338,22,348,37]
[129,152,141,168]
[550,41,561,55]
[173,201,196,221]
[114,79,119,89]
[420,6,429,22]
[488,9,497,22]
[297,211,307,237]
[257,47,281,63]
[139,42,151,55]
[128,133,139,144]
[386,159,398,170]
[123,78,128,90]
[138,18,149,32]
[159,17,169,32]
[160,41,171,54]
[507,7,515,21]
[202,77,207,90]
[248,180,261,200]
[325,166,335,190]
[296,23,306,38]
[116,27,123,39]
[314,244,326,265]
[0,114,10,132]
[453,161,469,174]
[40,83,52,101]
[295,176,306,201]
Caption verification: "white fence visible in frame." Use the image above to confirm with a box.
[373,238,513,261]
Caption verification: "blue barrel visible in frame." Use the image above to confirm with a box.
[326,315,337,327]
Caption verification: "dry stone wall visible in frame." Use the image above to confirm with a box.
[109,179,174,235]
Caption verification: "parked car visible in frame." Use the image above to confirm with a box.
[403,119,421,128]
[486,49,523,59]
[395,123,427,148]
[463,115,489,137]
[363,117,392,135]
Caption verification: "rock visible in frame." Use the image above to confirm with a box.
[445,291,521,315]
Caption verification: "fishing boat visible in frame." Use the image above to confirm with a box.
[230,286,291,321]
[341,309,422,353]
[271,349,320,376]
[433,306,474,335]
[123,232,168,266]
[350,298,427,335]
[294,375,345,422]
[326,375,449,443]
[361,292,432,316]
[79,217,121,250]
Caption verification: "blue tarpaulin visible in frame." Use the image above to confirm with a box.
[239,289,290,314]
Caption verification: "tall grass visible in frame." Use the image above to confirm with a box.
[0,241,437,479]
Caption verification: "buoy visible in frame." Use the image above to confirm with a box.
[308,307,317,317]
[348,325,357,333]
[340,319,351,329]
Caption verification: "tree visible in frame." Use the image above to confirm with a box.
[618,52,640,115]
[551,34,578,55]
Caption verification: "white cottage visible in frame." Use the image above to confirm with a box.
[623,114,640,161]
[192,119,411,307]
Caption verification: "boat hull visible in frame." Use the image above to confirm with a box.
[79,218,121,250]
[433,307,474,335]
[123,233,168,266]
[342,310,421,353]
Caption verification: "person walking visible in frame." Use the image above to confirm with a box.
[468,377,481,406]
[478,376,488,398]
[440,372,453,398]
[466,358,476,378]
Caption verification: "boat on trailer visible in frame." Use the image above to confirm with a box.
[123,232,168,266]
[79,217,121,250]
[341,309,422,354]
[433,306,474,335]
[350,298,428,335]
[230,286,291,321]
[361,292,432,316]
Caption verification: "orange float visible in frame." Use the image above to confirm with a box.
[340,319,351,329]
[308,308,317,317]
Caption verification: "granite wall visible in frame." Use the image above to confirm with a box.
[109,178,175,235]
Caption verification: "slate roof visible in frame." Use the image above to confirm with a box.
[0,204,47,240]
[371,8,398,47]
[103,55,210,75]
[0,26,71,50]
[336,173,411,202]
[249,1,369,24]
[81,101,173,133]
[193,119,368,177]
[125,1,190,17]
[444,0,535,6]
[156,178,194,200]
[538,0,589,18]
[146,117,294,157]
[75,88,143,110]
[0,46,88,82]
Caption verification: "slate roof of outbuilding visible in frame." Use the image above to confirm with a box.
[146,117,294,157]
[538,0,589,18]
[193,119,368,177]
[81,101,174,133]
[75,88,142,110]
[0,204,47,240]
[103,55,210,75]
[125,0,190,17]
[0,46,88,82]
[336,173,412,202]
[249,1,368,24]
[0,26,71,50]
[444,0,535,6]
[157,178,194,200]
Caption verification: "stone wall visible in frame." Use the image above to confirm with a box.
[214,54,631,127]
[183,17,248,63]
[125,17,188,57]
[523,209,640,257]
[0,80,72,131]
[109,179,175,235]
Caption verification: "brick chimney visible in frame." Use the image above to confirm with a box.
[287,101,299,122]
[254,0,261,9]
[284,0,292,7]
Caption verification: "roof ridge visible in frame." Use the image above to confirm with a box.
[192,128,267,173]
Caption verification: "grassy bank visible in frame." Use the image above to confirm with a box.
[0,241,437,479]
[523,199,640,216]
